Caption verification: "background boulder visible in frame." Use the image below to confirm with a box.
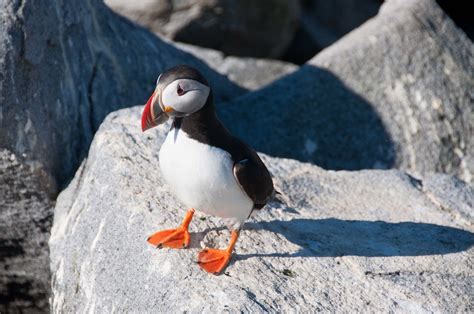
[103,0,474,65]
[175,42,298,90]
[219,0,474,182]
[105,0,299,58]
[49,106,473,312]
[284,0,381,63]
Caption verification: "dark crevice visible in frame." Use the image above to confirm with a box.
[87,60,98,132]
[13,0,26,60]
[405,173,423,191]
[243,288,268,312]
[0,239,25,261]
[0,281,48,312]
[436,0,474,40]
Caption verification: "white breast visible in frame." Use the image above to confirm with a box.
[158,128,254,229]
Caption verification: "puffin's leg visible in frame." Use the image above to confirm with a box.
[147,208,194,249]
[198,230,240,274]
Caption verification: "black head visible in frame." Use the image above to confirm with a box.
[141,65,211,131]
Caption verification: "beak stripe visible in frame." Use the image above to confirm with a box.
[141,91,157,132]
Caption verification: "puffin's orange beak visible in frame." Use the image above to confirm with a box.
[141,91,169,132]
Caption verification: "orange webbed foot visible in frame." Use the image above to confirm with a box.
[147,226,190,249]
[197,248,232,274]
[147,208,194,249]
[197,230,240,274]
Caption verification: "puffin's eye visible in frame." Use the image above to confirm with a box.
[177,84,185,96]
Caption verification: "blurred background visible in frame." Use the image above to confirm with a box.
[104,0,473,64]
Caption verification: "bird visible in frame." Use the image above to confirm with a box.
[141,65,274,274]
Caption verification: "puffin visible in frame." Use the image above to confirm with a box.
[141,65,274,274]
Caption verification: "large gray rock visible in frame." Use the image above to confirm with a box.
[0,150,55,313]
[49,106,474,312]
[104,0,299,58]
[219,0,474,182]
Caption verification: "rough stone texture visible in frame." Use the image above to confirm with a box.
[219,0,474,182]
[0,150,55,313]
[176,42,298,90]
[423,174,474,222]
[104,0,299,58]
[50,106,474,312]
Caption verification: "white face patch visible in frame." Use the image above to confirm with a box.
[161,79,210,115]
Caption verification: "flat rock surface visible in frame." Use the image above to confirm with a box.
[219,0,474,182]
[50,106,474,312]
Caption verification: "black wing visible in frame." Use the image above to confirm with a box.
[233,152,274,209]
